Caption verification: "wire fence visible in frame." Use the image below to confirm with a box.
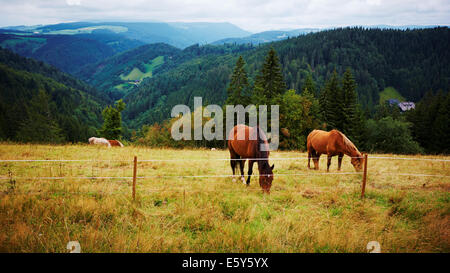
[1,155,449,198]
[1,172,449,181]
[1,156,450,162]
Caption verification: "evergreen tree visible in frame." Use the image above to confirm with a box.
[433,91,450,154]
[341,68,357,132]
[17,90,64,143]
[408,90,449,154]
[253,47,287,105]
[319,70,343,130]
[226,56,250,106]
[302,73,317,97]
[341,68,365,146]
[99,99,126,139]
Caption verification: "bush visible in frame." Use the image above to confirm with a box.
[365,117,423,154]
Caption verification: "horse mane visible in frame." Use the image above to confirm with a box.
[338,131,361,156]
[256,126,269,159]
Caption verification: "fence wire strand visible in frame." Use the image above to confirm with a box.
[1,156,449,162]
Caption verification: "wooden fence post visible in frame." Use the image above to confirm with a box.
[132,156,137,201]
[183,188,186,209]
[361,153,368,199]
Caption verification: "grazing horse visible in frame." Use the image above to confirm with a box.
[227,125,275,193]
[307,129,364,172]
[88,137,111,148]
[108,140,124,147]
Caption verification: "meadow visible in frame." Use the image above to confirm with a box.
[0,143,448,253]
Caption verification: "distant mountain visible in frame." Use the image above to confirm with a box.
[168,22,252,45]
[0,31,144,74]
[212,28,320,45]
[364,24,445,30]
[5,21,251,49]
[0,47,108,143]
[0,21,251,74]
[211,25,448,45]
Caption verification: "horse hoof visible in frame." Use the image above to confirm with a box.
[241,177,246,184]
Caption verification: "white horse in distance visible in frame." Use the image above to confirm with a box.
[88,137,111,148]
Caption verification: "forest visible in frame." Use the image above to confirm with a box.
[135,48,449,154]
[121,27,449,129]
[0,48,107,143]
[0,27,448,154]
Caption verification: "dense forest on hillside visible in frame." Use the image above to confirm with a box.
[0,48,110,102]
[0,32,144,74]
[75,43,182,99]
[121,27,449,129]
[135,46,448,154]
[76,42,257,100]
[0,49,107,143]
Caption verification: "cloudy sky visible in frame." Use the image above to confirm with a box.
[1,0,449,32]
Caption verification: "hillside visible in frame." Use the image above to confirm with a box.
[0,47,109,101]
[0,48,107,143]
[379,87,406,104]
[122,27,450,128]
[75,43,182,99]
[0,31,145,74]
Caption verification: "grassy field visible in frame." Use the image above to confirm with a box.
[0,143,449,253]
[119,56,165,81]
[379,87,406,104]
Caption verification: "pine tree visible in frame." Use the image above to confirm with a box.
[226,56,250,106]
[430,91,449,153]
[253,47,287,105]
[17,90,64,143]
[319,70,343,130]
[341,68,363,142]
[302,73,317,97]
[99,99,126,139]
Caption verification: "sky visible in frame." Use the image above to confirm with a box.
[1,0,449,32]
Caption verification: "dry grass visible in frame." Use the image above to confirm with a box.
[0,143,449,253]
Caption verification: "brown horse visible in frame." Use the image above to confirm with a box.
[307,129,364,172]
[228,125,274,193]
[107,140,124,147]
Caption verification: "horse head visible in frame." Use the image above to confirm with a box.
[351,153,364,172]
[259,162,274,194]
[256,126,275,193]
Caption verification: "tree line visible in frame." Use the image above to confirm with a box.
[135,47,448,154]
[122,27,450,130]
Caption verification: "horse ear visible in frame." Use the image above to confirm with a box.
[271,164,275,170]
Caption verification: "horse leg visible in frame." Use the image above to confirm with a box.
[327,154,332,172]
[338,153,344,171]
[230,155,240,182]
[247,160,255,185]
[239,159,246,184]
[313,151,320,170]
[308,149,312,169]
